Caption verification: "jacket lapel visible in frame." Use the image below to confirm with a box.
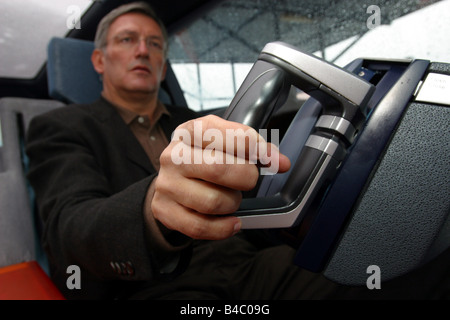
[88,98,155,174]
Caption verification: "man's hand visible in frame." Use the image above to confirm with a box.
[151,115,290,240]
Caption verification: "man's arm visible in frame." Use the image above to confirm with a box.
[26,109,188,283]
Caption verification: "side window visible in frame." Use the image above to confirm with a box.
[168,0,447,112]
[167,0,336,112]
[168,61,252,111]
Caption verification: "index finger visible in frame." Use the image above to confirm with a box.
[172,115,289,171]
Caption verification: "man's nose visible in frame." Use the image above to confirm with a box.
[135,39,150,57]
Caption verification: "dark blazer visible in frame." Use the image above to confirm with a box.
[26,97,198,299]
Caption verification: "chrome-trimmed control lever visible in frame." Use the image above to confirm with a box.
[223,41,375,229]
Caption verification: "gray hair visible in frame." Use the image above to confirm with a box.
[94,2,168,57]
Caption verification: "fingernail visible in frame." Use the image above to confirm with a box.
[233,220,241,235]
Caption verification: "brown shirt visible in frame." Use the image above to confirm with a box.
[114,100,170,171]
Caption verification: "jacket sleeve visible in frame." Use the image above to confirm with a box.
[25,110,190,286]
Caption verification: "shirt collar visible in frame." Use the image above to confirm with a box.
[112,99,171,127]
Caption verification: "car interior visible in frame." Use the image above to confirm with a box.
[0,0,449,300]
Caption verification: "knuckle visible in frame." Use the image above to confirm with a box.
[159,149,173,166]
[200,191,222,214]
[160,145,172,157]
[200,114,223,134]
[208,163,227,181]
[153,174,170,193]
[179,118,196,133]
[202,114,219,125]
[188,220,208,239]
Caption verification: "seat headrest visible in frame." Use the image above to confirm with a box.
[47,37,102,104]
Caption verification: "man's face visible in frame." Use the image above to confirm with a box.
[93,12,167,98]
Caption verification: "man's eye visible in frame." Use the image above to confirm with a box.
[149,41,162,49]
[120,36,133,43]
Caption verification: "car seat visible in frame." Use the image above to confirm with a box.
[0,98,64,270]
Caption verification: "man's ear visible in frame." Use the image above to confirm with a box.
[91,48,105,75]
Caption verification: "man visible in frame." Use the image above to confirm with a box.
[26,2,331,300]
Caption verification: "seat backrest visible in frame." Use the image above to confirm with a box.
[0,98,64,269]
[46,37,181,106]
